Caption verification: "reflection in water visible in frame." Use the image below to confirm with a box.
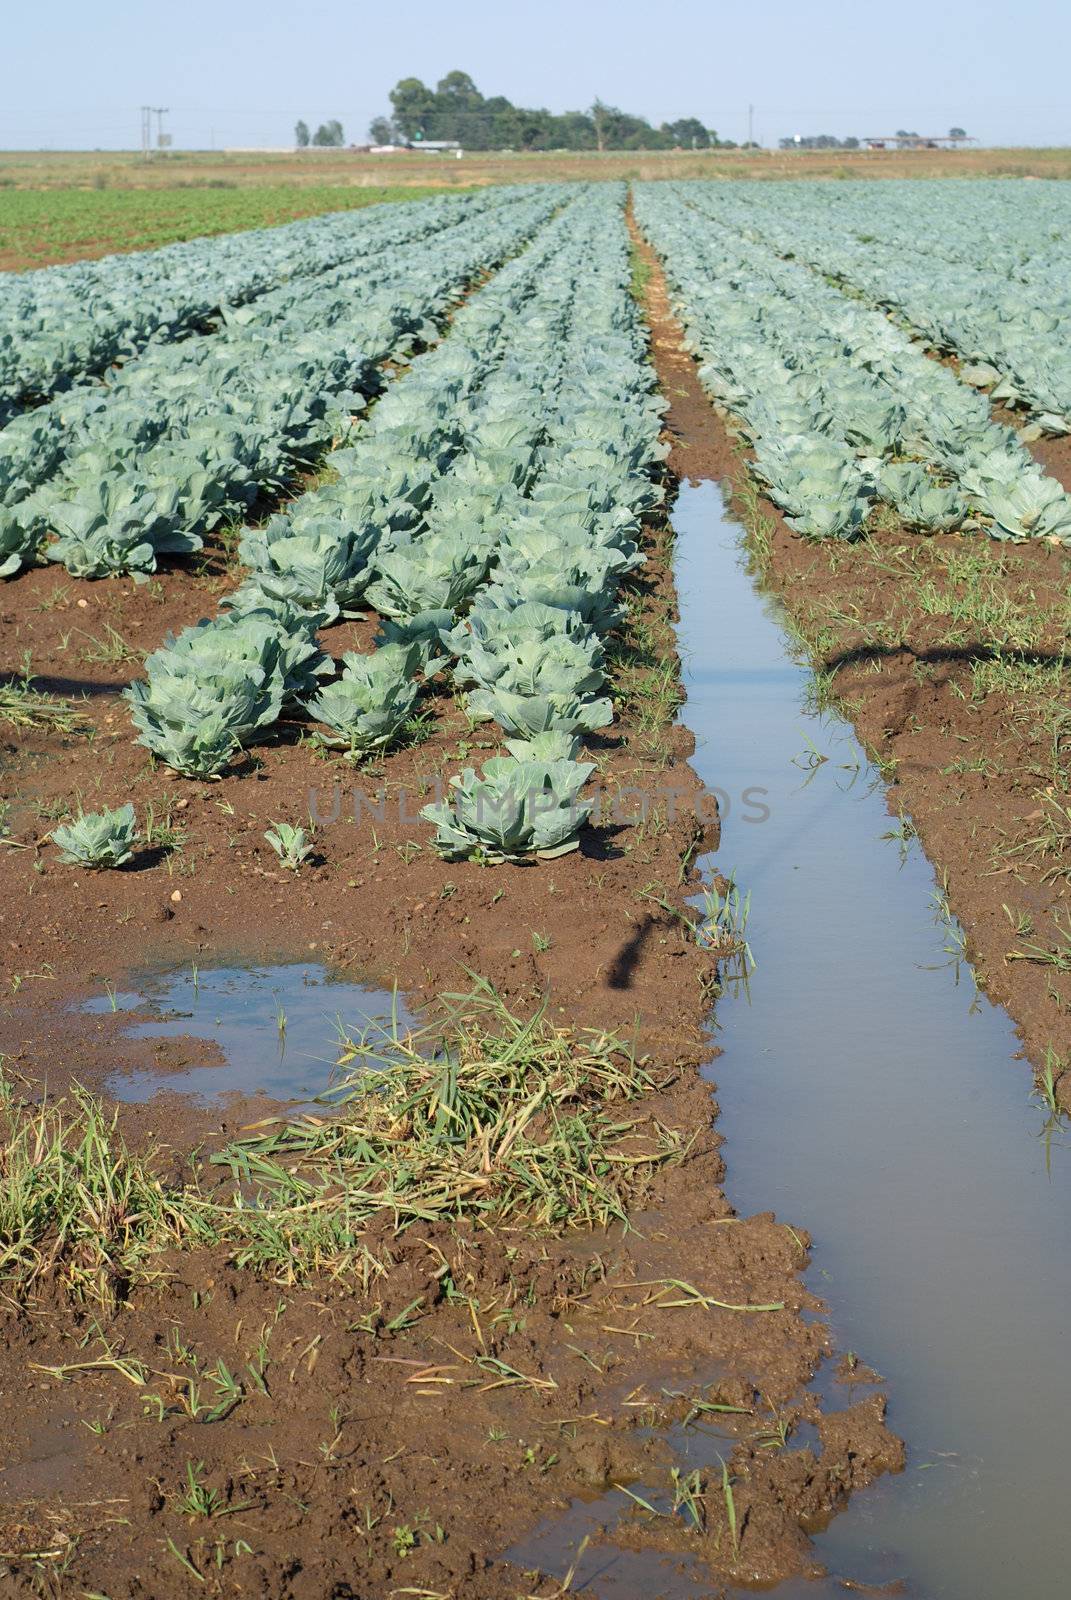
[82,963,413,1106]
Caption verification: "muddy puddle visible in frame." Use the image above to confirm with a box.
[672,479,1071,1599]
[511,1400,827,1596]
[80,961,414,1106]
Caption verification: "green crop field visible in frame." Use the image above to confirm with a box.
[0,183,456,268]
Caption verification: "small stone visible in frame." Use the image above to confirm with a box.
[76,598,89,609]
[170,890,182,903]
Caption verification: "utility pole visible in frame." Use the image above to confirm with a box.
[748,103,754,146]
[141,106,169,158]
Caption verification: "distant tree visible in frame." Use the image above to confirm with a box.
[550,110,598,151]
[780,133,861,151]
[590,101,671,150]
[389,76,439,141]
[482,94,523,148]
[294,120,310,148]
[312,120,345,147]
[661,117,711,148]
[949,126,967,143]
[433,70,492,143]
[437,69,481,102]
[369,115,396,144]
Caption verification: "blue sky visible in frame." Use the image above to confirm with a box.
[4,0,1068,151]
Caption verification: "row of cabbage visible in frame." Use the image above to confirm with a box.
[681,180,1071,437]
[0,186,562,580]
[125,184,668,864]
[0,191,482,418]
[633,183,1071,544]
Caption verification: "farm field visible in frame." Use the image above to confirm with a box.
[0,175,1068,1597]
[0,185,455,270]
[5,145,1071,195]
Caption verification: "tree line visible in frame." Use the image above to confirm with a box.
[779,127,969,151]
[294,119,345,147]
[364,71,733,151]
[294,91,968,155]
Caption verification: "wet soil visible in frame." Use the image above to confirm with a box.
[0,281,902,1589]
[0,1132,901,1597]
[0,524,715,1108]
[629,221,1071,1104]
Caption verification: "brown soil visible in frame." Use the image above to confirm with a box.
[1027,431,1071,496]
[5,146,1068,196]
[1,530,715,1090]
[0,273,903,1589]
[629,220,1071,1106]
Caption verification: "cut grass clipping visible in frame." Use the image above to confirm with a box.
[0,1076,186,1299]
[0,983,685,1300]
[213,980,685,1263]
[0,675,87,735]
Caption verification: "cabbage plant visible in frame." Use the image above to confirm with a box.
[752,435,874,539]
[366,531,489,619]
[372,609,453,676]
[52,803,139,869]
[233,508,381,620]
[0,507,39,578]
[466,687,613,739]
[456,631,606,701]
[502,731,583,762]
[476,580,626,636]
[422,756,594,863]
[45,478,201,579]
[303,645,421,761]
[264,822,315,871]
[974,470,1071,542]
[496,519,644,578]
[126,607,327,776]
[877,462,966,532]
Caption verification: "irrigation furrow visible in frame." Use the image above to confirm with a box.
[631,184,1071,1081]
[634,224,1071,1600]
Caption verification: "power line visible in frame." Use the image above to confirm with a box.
[140,105,169,159]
